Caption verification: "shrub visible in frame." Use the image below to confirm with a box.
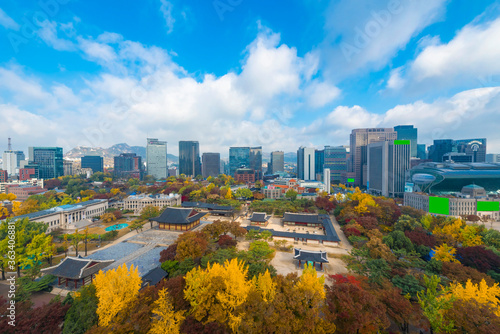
[217,235,237,249]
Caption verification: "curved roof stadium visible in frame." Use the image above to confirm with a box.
[407,162,500,194]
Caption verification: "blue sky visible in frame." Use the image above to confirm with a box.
[1,0,500,156]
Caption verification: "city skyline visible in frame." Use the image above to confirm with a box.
[1,1,500,154]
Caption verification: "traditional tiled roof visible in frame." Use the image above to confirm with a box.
[283,213,322,224]
[293,248,329,263]
[41,256,114,279]
[249,212,271,222]
[246,214,340,242]
[142,267,168,287]
[150,207,206,224]
[181,201,233,211]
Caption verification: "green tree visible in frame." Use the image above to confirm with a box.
[63,284,99,334]
[417,275,455,334]
[235,188,253,199]
[285,189,298,201]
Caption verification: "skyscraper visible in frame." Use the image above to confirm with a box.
[2,138,25,176]
[297,147,316,181]
[250,146,263,180]
[394,125,418,158]
[367,140,410,197]
[202,153,220,178]
[81,156,104,173]
[349,128,397,187]
[229,147,250,176]
[315,149,324,179]
[146,138,168,179]
[179,141,201,177]
[324,146,347,184]
[29,147,64,179]
[455,138,486,162]
[270,151,284,174]
[428,139,455,162]
[324,168,331,194]
[417,144,427,160]
[114,153,142,179]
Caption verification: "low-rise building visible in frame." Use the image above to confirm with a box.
[404,184,500,220]
[0,179,44,193]
[0,169,7,183]
[249,212,271,226]
[150,207,206,231]
[262,186,282,199]
[123,193,181,215]
[6,185,45,201]
[8,199,108,232]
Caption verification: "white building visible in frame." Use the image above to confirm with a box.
[297,147,316,181]
[123,193,181,215]
[324,168,331,194]
[7,199,108,232]
[2,151,24,176]
[146,138,168,180]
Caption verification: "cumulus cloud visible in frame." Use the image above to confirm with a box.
[0,8,19,30]
[320,0,447,79]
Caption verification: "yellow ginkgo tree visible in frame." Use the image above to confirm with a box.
[433,243,459,263]
[447,279,500,316]
[149,288,185,334]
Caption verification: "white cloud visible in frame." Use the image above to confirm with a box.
[159,0,175,34]
[320,0,447,79]
[37,21,76,51]
[305,80,341,108]
[0,8,19,30]
[392,16,500,91]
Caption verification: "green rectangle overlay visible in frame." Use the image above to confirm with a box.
[477,201,500,212]
[394,140,410,145]
[429,197,449,215]
[347,178,355,183]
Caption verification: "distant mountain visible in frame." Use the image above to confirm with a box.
[64,143,178,167]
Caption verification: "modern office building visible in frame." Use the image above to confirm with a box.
[250,147,263,180]
[179,141,201,177]
[235,167,256,183]
[146,138,168,180]
[229,147,250,176]
[270,151,285,174]
[324,146,347,184]
[455,138,487,162]
[19,164,39,181]
[349,128,397,187]
[417,144,427,160]
[220,160,227,176]
[428,139,455,163]
[367,140,410,197]
[314,149,324,179]
[81,156,104,173]
[63,160,74,176]
[394,125,418,158]
[442,152,473,163]
[114,153,142,179]
[297,147,316,181]
[324,168,331,194]
[487,154,500,163]
[202,153,221,179]
[28,147,64,179]
[407,162,500,194]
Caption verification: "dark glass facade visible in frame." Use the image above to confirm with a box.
[114,153,142,179]
[179,141,201,177]
[202,153,220,178]
[229,147,250,176]
[394,125,418,158]
[29,147,63,179]
[81,156,104,173]
[324,146,347,183]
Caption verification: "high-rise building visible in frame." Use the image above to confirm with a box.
[179,141,201,177]
[394,125,418,158]
[2,138,25,176]
[486,154,500,163]
[428,139,455,162]
[367,140,410,197]
[63,160,74,176]
[146,138,168,179]
[81,156,104,173]
[229,147,250,176]
[202,153,220,179]
[297,147,316,181]
[349,128,397,187]
[315,149,324,179]
[455,138,486,162]
[29,147,64,179]
[324,146,347,184]
[114,153,142,179]
[417,144,427,160]
[270,151,284,174]
[324,168,331,194]
[250,147,263,180]
[220,160,227,176]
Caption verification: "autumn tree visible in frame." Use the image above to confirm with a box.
[443,298,500,333]
[140,205,160,227]
[101,212,117,224]
[184,258,251,331]
[94,264,142,327]
[417,275,454,334]
[159,244,177,262]
[433,243,459,263]
[447,279,500,316]
[441,261,496,285]
[149,288,185,334]
[456,246,500,273]
[175,231,209,261]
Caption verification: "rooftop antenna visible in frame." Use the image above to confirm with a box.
[7,137,11,151]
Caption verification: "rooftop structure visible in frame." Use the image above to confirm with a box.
[293,248,329,270]
[181,201,233,216]
[248,212,271,226]
[150,207,206,231]
[123,193,181,215]
[141,267,168,288]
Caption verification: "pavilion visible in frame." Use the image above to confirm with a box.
[150,207,206,231]
[41,256,114,289]
[293,248,329,271]
[248,212,271,226]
